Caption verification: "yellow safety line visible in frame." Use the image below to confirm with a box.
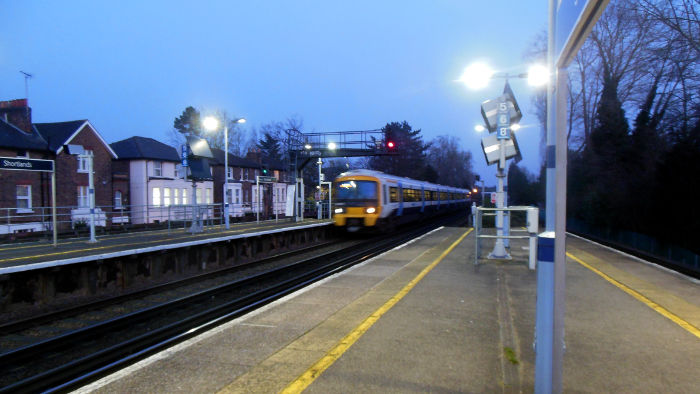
[567,252,700,339]
[281,228,473,393]
[0,222,286,264]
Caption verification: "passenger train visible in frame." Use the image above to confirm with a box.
[332,169,470,232]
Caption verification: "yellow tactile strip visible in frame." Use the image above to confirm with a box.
[567,245,700,339]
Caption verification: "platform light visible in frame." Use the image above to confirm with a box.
[511,123,521,131]
[475,124,486,132]
[459,62,494,90]
[304,143,312,150]
[328,142,337,150]
[527,64,549,87]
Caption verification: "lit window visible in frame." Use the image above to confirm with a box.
[174,188,180,205]
[114,191,123,209]
[77,150,93,173]
[182,188,188,205]
[163,188,171,206]
[16,185,31,210]
[152,187,161,206]
[235,189,240,204]
[153,161,162,177]
[78,186,89,207]
[196,188,202,204]
[206,188,212,204]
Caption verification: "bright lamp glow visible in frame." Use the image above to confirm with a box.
[475,124,486,132]
[235,118,246,124]
[365,207,376,214]
[511,123,521,131]
[202,116,219,131]
[328,142,337,150]
[527,64,549,86]
[460,62,494,90]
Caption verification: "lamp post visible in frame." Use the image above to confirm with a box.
[203,115,246,230]
[461,62,547,258]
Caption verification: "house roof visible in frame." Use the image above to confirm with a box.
[211,148,261,168]
[33,120,88,152]
[110,136,180,162]
[34,120,118,158]
[0,117,48,151]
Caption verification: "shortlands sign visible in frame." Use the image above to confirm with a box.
[0,157,55,172]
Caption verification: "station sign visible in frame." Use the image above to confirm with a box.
[256,176,278,183]
[556,0,610,67]
[0,156,54,172]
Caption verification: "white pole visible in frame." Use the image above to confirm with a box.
[317,158,322,220]
[224,119,230,230]
[51,169,57,247]
[256,177,260,223]
[88,152,96,243]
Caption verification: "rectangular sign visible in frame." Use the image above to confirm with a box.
[0,156,54,172]
[256,176,278,183]
[556,0,610,67]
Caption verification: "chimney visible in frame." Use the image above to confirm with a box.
[0,99,32,133]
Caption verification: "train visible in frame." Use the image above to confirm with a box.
[332,169,471,232]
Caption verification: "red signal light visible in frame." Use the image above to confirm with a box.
[387,141,395,149]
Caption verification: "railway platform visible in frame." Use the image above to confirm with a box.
[76,225,699,393]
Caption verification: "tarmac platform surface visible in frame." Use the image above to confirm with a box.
[75,225,700,393]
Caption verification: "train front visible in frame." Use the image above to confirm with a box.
[333,175,381,232]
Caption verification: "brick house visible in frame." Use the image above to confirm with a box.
[111,136,214,224]
[0,99,118,234]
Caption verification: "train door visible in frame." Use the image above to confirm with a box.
[420,186,425,213]
[397,182,404,216]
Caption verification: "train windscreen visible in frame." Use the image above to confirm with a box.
[335,180,377,201]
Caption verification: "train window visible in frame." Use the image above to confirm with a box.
[336,180,378,201]
[384,185,388,205]
[440,192,447,201]
[389,187,399,202]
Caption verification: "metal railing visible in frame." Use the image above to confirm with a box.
[474,206,538,269]
[0,202,295,244]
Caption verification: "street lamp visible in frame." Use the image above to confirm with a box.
[203,115,246,230]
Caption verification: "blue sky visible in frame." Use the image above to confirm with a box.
[1,1,548,185]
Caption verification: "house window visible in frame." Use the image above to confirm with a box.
[226,188,232,204]
[235,189,240,204]
[227,166,233,180]
[196,188,202,204]
[77,150,93,173]
[182,188,188,205]
[206,188,212,204]
[174,188,180,205]
[153,161,162,177]
[244,168,249,180]
[115,191,123,209]
[16,185,31,210]
[152,187,161,206]
[78,186,89,207]
[163,188,171,206]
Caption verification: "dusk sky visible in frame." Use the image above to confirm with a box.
[2,1,548,185]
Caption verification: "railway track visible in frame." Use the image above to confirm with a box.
[0,217,460,393]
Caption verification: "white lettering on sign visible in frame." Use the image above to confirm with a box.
[3,159,32,168]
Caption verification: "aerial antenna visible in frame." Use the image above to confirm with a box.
[20,71,33,101]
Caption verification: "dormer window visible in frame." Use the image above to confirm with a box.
[153,161,162,177]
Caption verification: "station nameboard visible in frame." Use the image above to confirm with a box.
[556,0,610,67]
[0,156,54,172]
[256,176,278,183]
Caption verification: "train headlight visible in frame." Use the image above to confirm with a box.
[334,208,344,214]
[365,207,376,214]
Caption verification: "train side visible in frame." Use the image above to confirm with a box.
[333,169,470,232]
